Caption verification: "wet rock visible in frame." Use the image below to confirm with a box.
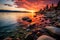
[22,17,29,21]
[22,17,32,22]
[26,19,32,22]
[37,35,56,40]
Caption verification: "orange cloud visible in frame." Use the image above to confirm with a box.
[14,0,59,12]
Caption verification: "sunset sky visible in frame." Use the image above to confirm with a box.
[0,0,59,12]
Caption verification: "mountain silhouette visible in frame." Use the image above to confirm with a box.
[0,10,31,13]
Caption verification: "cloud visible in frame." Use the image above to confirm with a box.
[15,0,56,11]
[0,0,59,11]
[26,0,39,3]
[0,0,14,5]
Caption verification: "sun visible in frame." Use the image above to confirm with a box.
[18,8,36,13]
[29,10,35,13]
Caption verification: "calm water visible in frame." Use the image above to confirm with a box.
[0,12,35,32]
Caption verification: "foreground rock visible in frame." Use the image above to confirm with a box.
[37,35,56,40]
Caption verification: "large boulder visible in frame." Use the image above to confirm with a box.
[22,17,32,22]
[37,35,56,40]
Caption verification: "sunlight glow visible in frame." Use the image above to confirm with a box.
[0,4,36,13]
[29,10,35,13]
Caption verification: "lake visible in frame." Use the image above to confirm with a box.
[0,12,35,32]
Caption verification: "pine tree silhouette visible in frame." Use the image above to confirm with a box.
[57,1,60,7]
[57,1,60,10]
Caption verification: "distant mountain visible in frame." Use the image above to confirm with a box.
[0,10,31,13]
[0,4,32,13]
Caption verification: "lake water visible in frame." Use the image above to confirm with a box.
[0,12,35,32]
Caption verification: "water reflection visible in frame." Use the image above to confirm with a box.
[0,12,35,32]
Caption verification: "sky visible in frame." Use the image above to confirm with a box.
[0,0,60,12]
[0,0,14,5]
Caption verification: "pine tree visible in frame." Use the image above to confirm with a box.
[57,1,60,10]
[57,1,60,7]
[45,5,49,11]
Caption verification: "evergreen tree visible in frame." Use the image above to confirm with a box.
[57,1,60,7]
[49,3,55,10]
[46,5,49,9]
[45,5,49,11]
[57,1,60,10]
